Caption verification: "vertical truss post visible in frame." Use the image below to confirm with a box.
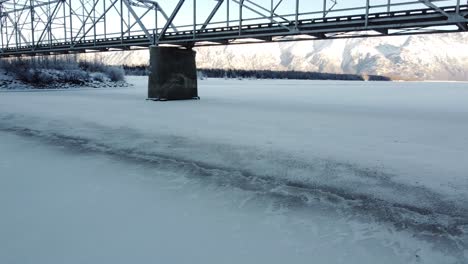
[365,0,370,28]
[239,0,244,35]
[227,0,229,27]
[295,0,299,29]
[81,0,85,41]
[0,3,2,51]
[127,1,130,37]
[154,4,158,45]
[63,0,67,42]
[103,0,107,39]
[120,0,124,43]
[323,0,326,18]
[0,18,3,51]
[193,0,196,39]
[13,0,18,49]
[270,0,273,22]
[5,19,7,49]
[93,0,96,45]
[68,0,72,43]
[30,0,35,47]
[48,0,51,47]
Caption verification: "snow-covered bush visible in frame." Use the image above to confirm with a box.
[35,71,56,84]
[0,57,126,88]
[79,60,125,82]
[104,66,125,82]
[0,60,55,85]
[78,60,107,73]
[122,65,148,76]
[58,70,90,84]
[197,71,206,80]
[91,72,107,82]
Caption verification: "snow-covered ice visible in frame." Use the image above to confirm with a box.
[1,77,468,263]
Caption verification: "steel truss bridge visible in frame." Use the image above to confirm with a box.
[0,0,467,57]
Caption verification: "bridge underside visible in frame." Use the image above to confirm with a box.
[0,5,467,57]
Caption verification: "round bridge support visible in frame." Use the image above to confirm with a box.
[148,46,199,101]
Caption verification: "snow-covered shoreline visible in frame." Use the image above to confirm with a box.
[0,58,128,90]
[1,77,467,263]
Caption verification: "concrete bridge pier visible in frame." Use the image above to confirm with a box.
[147,46,199,101]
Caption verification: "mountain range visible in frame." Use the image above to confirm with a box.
[91,33,468,81]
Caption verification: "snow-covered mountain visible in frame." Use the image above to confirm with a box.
[93,33,468,80]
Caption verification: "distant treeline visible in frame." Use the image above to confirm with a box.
[199,68,391,81]
[123,65,148,76]
[123,65,391,81]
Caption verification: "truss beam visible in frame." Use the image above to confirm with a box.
[0,0,466,57]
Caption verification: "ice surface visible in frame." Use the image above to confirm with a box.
[1,77,468,263]
[0,132,462,264]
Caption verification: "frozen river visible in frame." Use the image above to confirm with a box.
[1,77,467,263]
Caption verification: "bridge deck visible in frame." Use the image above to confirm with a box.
[1,5,467,57]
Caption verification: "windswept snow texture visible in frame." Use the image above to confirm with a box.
[1,77,468,263]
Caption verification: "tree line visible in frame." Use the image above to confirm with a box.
[123,65,391,81]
